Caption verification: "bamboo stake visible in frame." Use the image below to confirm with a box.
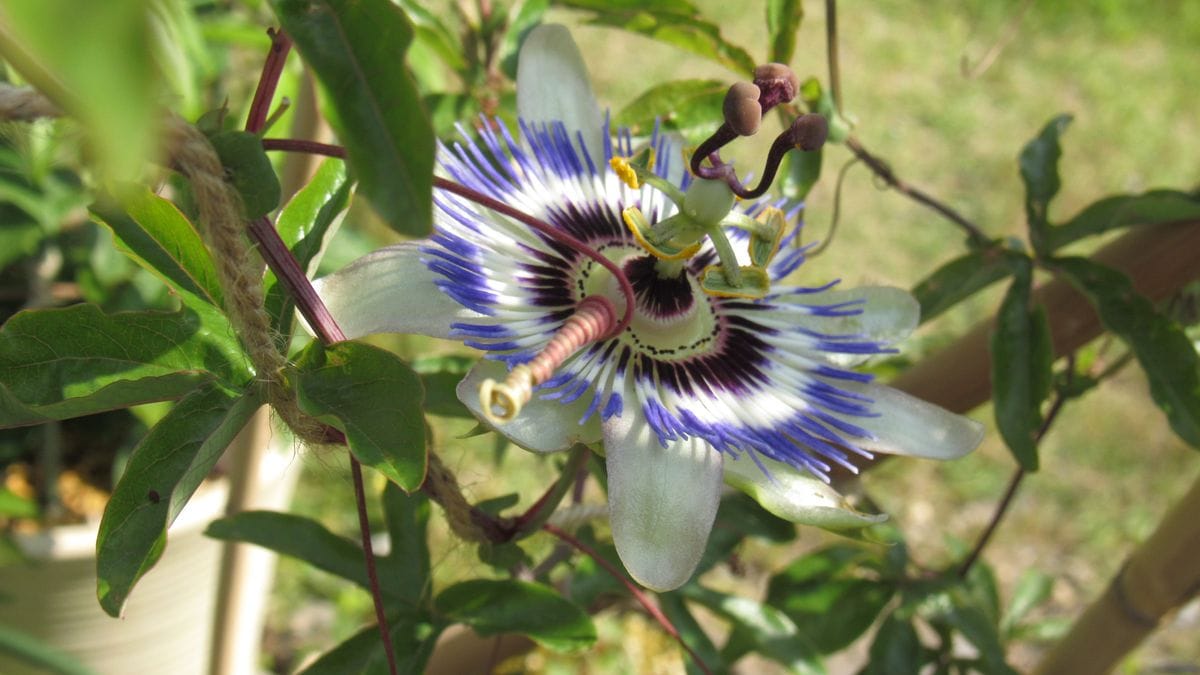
[1033,471,1200,674]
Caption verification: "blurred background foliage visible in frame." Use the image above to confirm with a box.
[0,0,1198,673]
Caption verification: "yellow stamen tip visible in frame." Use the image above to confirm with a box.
[610,157,640,189]
[479,365,533,425]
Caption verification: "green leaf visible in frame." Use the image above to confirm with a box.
[1052,256,1200,447]
[204,510,393,598]
[96,382,262,617]
[0,219,41,272]
[1001,570,1054,636]
[411,355,474,418]
[293,341,428,489]
[658,593,725,675]
[766,0,803,64]
[0,487,37,518]
[1047,190,1200,251]
[558,0,757,74]
[296,614,444,675]
[0,305,242,429]
[766,549,894,654]
[381,482,432,607]
[499,0,550,80]
[684,585,824,674]
[991,257,1054,470]
[91,188,224,308]
[696,491,794,575]
[0,1,159,182]
[206,130,282,219]
[912,248,1014,323]
[273,0,434,236]
[0,624,95,675]
[798,77,850,143]
[614,79,727,141]
[864,613,922,675]
[264,158,351,338]
[1018,114,1072,253]
[395,0,467,73]
[929,602,1016,675]
[780,146,822,204]
[435,579,596,651]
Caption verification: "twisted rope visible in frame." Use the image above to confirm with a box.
[163,118,326,444]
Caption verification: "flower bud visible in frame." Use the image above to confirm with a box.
[787,113,829,152]
[753,63,800,111]
[723,82,762,136]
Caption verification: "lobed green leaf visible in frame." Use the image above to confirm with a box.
[435,578,596,652]
[1001,570,1054,637]
[91,188,224,309]
[766,0,803,65]
[558,0,756,74]
[206,130,282,219]
[0,305,245,429]
[863,613,922,675]
[293,341,428,490]
[780,146,822,204]
[96,382,262,617]
[1047,190,1200,251]
[411,354,475,418]
[912,248,1015,323]
[658,593,726,675]
[380,483,432,607]
[684,585,824,674]
[990,257,1054,470]
[296,614,443,675]
[264,158,351,339]
[272,0,434,236]
[766,549,895,654]
[205,510,397,599]
[1052,257,1200,448]
[1018,114,1072,253]
[615,79,726,141]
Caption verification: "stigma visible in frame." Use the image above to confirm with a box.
[479,295,618,424]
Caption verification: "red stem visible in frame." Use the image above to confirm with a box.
[245,29,292,134]
[249,216,346,343]
[260,136,638,338]
[350,457,399,671]
[244,29,397,675]
[542,523,713,675]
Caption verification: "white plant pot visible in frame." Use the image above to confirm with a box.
[0,479,230,675]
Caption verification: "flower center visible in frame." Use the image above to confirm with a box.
[583,249,719,359]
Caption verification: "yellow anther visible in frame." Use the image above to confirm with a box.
[610,156,640,189]
[622,207,700,260]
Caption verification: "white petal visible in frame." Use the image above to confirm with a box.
[311,242,480,340]
[845,382,984,460]
[724,454,887,530]
[793,286,919,367]
[457,360,602,453]
[516,24,605,168]
[604,412,723,592]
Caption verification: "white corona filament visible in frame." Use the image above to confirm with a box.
[479,295,618,425]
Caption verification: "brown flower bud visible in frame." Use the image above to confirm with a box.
[753,63,800,110]
[788,113,829,151]
[723,82,762,136]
